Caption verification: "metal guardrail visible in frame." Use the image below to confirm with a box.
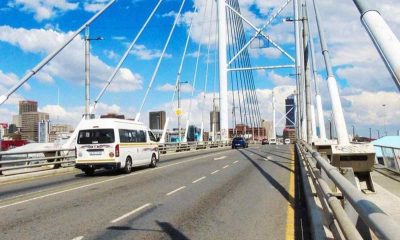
[374,144,400,174]
[296,141,400,240]
[0,141,232,176]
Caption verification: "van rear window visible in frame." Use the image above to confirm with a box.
[78,129,115,144]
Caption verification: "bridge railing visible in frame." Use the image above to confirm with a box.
[296,141,400,240]
[0,140,232,176]
[374,144,400,174]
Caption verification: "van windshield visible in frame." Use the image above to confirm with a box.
[78,129,115,144]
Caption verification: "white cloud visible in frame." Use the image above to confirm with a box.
[156,83,193,93]
[130,44,172,60]
[267,71,295,86]
[161,11,177,18]
[103,49,119,61]
[83,0,109,13]
[0,26,143,93]
[9,0,79,21]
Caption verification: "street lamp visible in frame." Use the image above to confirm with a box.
[177,81,188,141]
[84,26,103,119]
[382,104,387,136]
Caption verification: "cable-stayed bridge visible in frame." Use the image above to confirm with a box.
[0,0,400,239]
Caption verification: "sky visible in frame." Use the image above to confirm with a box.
[0,0,399,138]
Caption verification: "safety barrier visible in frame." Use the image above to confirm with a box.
[0,141,232,176]
[374,144,400,174]
[296,141,400,239]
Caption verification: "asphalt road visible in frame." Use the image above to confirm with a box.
[0,145,307,240]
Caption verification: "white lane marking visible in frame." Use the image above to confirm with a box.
[211,170,220,175]
[213,156,227,161]
[0,151,227,210]
[110,203,151,224]
[250,153,254,156]
[263,156,272,161]
[71,236,84,240]
[223,165,230,169]
[192,176,206,183]
[233,160,239,164]
[166,186,186,196]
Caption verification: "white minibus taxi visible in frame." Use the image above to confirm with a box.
[75,118,159,175]
[269,138,277,145]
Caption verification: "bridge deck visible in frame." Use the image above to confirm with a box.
[0,145,308,240]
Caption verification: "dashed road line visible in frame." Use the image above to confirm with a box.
[223,165,230,169]
[166,186,186,196]
[233,160,239,164]
[213,156,227,161]
[211,170,220,175]
[192,176,206,183]
[110,203,152,224]
[71,236,84,240]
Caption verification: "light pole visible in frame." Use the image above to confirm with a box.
[177,80,188,141]
[84,26,103,119]
[377,129,380,139]
[352,125,355,141]
[382,104,387,136]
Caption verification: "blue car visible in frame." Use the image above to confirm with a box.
[232,137,248,149]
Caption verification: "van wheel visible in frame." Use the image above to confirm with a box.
[84,168,95,176]
[149,154,157,168]
[123,157,132,174]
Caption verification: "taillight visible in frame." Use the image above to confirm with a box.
[115,144,120,157]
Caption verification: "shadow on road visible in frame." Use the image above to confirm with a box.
[237,149,295,208]
[156,220,190,240]
[243,148,294,174]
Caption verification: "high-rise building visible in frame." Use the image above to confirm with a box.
[187,125,200,141]
[19,100,37,114]
[210,111,220,133]
[285,95,296,129]
[21,112,49,142]
[149,111,166,130]
[0,123,8,140]
[38,120,50,143]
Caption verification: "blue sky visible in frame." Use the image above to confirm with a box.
[0,0,399,137]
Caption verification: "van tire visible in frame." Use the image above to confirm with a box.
[123,157,132,174]
[84,168,95,176]
[149,154,157,168]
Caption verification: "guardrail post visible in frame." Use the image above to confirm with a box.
[54,150,61,169]
[341,168,372,240]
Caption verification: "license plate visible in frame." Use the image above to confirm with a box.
[89,151,102,156]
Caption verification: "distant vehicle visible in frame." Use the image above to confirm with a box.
[232,137,248,149]
[284,139,291,144]
[261,138,269,145]
[269,138,277,145]
[75,118,159,176]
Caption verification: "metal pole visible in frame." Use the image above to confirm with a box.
[272,91,276,139]
[218,0,229,140]
[0,0,117,105]
[294,0,302,140]
[369,127,372,140]
[352,0,400,91]
[307,2,326,140]
[302,2,313,144]
[178,82,181,142]
[84,27,90,120]
[312,0,349,145]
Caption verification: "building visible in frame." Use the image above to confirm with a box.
[229,124,266,140]
[19,100,37,114]
[38,120,50,143]
[261,120,273,138]
[21,112,49,142]
[187,125,201,142]
[8,124,18,134]
[0,123,8,140]
[283,128,296,143]
[12,115,21,128]
[210,111,220,133]
[49,124,74,143]
[149,111,166,130]
[285,95,296,129]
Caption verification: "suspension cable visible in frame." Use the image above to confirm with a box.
[136,0,187,122]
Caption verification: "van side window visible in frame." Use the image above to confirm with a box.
[131,130,138,142]
[119,129,131,143]
[138,130,146,143]
[148,131,157,142]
